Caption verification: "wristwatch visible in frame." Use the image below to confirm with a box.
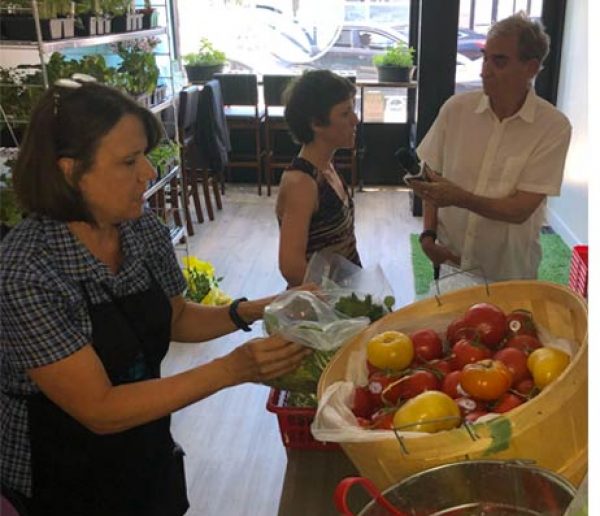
[419,229,437,243]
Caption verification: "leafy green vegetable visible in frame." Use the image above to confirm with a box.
[266,349,337,393]
[286,391,318,409]
[335,293,395,322]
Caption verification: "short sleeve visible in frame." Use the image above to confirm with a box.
[1,275,89,370]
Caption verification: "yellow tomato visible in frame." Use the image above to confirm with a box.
[393,391,461,433]
[527,347,571,389]
[367,331,414,370]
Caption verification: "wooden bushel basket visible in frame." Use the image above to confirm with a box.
[317,281,588,490]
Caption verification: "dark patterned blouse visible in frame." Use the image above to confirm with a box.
[284,156,361,267]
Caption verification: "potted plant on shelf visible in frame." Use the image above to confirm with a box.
[114,39,160,105]
[138,0,158,29]
[372,41,415,83]
[147,140,179,179]
[183,38,226,84]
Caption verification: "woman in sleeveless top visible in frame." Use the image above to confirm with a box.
[276,70,361,287]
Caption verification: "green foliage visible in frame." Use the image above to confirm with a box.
[267,349,337,393]
[183,38,226,66]
[147,140,180,173]
[100,0,132,15]
[0,162,22,227]
[373,41,415,68]
[334,292,395,322]
[116,42,159,95]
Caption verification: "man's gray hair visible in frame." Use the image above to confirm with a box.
[488,11,550,64]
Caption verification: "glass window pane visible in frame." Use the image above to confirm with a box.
[456,0,544,93]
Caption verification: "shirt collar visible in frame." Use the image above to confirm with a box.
[41,217,144,282]
[475,88,537,123]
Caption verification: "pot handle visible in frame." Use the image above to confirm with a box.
[333,476,408,516]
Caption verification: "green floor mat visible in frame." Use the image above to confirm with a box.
[410,233,571,295]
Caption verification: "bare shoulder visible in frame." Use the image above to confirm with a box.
[277,170,318,215]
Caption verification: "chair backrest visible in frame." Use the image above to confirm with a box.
[263,75,296,107]
[177,86,201,142]
[214,73,258,106]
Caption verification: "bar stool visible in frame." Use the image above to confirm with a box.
[177,86,205,230]
[262,74,300,197]
[214,73,265,194]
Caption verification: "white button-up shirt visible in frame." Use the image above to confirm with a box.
[417,88,571,281]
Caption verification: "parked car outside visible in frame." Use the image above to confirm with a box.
[456,27,487,60]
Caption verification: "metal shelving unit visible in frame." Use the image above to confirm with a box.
[0,27,167,52]
[0,1,188,250]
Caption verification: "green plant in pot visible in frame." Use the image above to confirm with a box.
[372,41,415,83]
[183,38,226,83]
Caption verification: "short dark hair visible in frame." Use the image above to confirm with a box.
[283,70,356,144]
[13,82,163,223]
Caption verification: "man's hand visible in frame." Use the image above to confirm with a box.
[410,167,468,208]
[421,238,460,267]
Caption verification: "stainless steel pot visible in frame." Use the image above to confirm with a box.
[339,460,576,516]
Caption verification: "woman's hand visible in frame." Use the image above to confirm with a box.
[221,335,311,384]
[421,238,460,267]
[237,283,320,323]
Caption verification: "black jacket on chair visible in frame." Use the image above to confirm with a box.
[194,79,231,172]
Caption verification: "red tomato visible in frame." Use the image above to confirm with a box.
[370,409,396,430]
[463,303,508,348]
[452,338,492,369]
[460,359,513,401]
[410,329,443,363]
[464,410,489,423]
[490,392,525,413]
[356,417,371,428]
[493,347,530,386]
[446,316,470,345]
[506,309,538,337]
[381,369,439,404]
[441,370,464,399]
[424,358,458,383]
[352,386,376,418]
[454,397,486,418]
[515,377,535,396]
[367,362,382,377]
[505,334,543,355]
[367,372,400,407]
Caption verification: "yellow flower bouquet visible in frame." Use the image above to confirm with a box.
[182,256,232,306]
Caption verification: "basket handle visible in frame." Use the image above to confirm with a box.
[433,265,490,306]
[333,477,409,516]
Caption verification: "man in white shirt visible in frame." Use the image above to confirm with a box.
[411,12,571,282]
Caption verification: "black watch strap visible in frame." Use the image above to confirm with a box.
[419,229,437,243]
[229,297,252,332]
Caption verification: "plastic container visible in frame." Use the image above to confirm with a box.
[335,460,576,516]
[266,389,339,450]
[317,281,588,490]
[569,245,588,298]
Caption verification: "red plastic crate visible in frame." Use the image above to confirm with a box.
[568,245,588,298]
[266,388,339,450]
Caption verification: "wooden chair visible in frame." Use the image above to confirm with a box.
[177,86,204,231]
[177,83,226,224]
[262,74,300,197]
[214,73,264,194]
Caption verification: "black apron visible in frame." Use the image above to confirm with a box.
[26,268,189,516]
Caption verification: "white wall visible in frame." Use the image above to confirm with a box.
[548,0,589,246]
